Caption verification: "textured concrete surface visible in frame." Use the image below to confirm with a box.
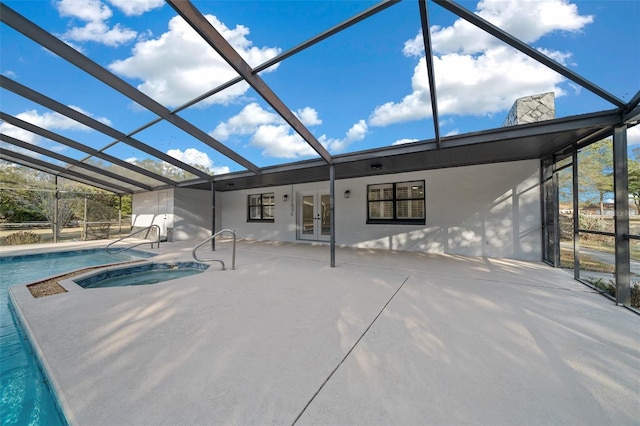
[8,240,640,425]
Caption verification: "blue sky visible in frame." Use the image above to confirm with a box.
[1,0,639,176]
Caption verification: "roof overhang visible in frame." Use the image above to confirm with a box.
[205,108,622,192]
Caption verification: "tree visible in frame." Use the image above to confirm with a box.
[33,189,78,239]
[1,162,49,222]
[1,161,128,240]
[629,147,640,215]
[578,139,613,216]
[121,194,132,216]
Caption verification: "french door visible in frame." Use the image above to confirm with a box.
[298,192,331,241]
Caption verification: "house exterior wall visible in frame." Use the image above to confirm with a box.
[218,159,542,260]
[172,187,212,242]
[132,189,174,240]
[132,188,212,242]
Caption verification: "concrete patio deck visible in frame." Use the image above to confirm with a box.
[8,240,640,425]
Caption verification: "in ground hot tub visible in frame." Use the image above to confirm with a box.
[75,262,209,289]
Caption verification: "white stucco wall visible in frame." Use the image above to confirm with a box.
[132,188,212,242]
[217,160,541,260]
[172,188,211,242]
[131,160,541,259]
[132,189,174,239]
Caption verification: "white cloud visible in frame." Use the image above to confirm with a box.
[0,121,39,145]
[167,148,212,169]
[628,125,640,146]
[296,107,322,126]
[50,144,69,153]
[56,0,137,46]
[64,21,137,46]
[403,36,424,58]
[536,47,573,67]
[444,129,460,137]
[346,120,367,141]
[371,48,567,126]
[392,138,419,146]
[107,0,164,16]
[0,142,42,160]
[318,120,368,153]
[374,0,592,127]
[57,0,111,22]
[0,107,112,157]
[429,0,593,56]
[1,108,111,139]
[109,15,281,107]
[212,103,366,159]
[166,147,229,174]
[211,102,280,141]
[251,124,316,158]
[211,165,231,175]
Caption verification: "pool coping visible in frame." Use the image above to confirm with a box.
[72,261,210,289]
[5,240,227,425]
[4,244,161,425]
[9,286,77,426]
[6,252,157,426]
[8,256,212,426]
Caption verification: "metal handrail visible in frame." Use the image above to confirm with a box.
[105,224,161,254]
[192,229,236,270]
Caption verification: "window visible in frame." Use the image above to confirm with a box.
[367,181,425,224]
[247,192,275,222]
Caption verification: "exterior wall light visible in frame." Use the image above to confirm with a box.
[282,194,289,202]
[344,190,351,198]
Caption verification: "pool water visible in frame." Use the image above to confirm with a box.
[0,249,154,426]
[78,262,207,289]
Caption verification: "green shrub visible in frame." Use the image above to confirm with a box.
[579,214,608,233]
[586,277,615,297]
[586,277,640,309]
[632,283,640,309]
[2,230,41,246]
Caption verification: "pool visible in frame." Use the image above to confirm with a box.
[0,248,155,426]
[76,262,208,289]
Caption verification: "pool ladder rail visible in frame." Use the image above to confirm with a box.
[192,229,236,270]
[105,225,161,254]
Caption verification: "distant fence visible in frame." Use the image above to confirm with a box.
[0,221,51,230]
[0,220,132,245]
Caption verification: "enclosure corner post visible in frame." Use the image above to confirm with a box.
[330,164,335,268]
[613,125,630,306]
[211,178,216,251]
[53,175,59,243]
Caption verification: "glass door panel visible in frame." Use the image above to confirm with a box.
[320,194,331,236]
[298,192,330,241]
[302,195,315,236]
